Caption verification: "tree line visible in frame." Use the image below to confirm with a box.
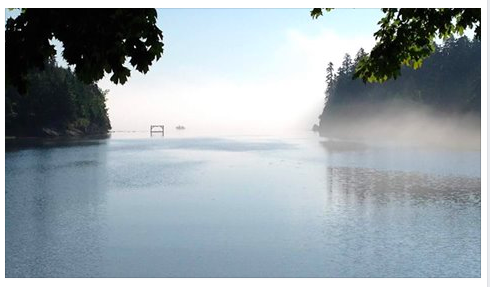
[6,60,111,137]
[318,36,481,133]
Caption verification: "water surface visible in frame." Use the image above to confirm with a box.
[5,133,481,277]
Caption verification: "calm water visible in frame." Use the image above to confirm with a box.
[5,132,481,277]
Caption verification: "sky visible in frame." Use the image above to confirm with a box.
[6,8,384,134]
[99,8,383,134]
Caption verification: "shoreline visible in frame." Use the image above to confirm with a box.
[5,133,112,151]
[5,133,111,141]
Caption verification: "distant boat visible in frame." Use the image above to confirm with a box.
[175,125,185,130]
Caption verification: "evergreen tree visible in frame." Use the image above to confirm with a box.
[318,36,481,135]
[325,62,335,102]
[6,60,111,137]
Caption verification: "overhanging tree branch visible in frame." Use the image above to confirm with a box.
[311,8,481,83]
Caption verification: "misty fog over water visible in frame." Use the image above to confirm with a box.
[319,101,481,150]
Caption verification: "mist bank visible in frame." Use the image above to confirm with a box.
[319,101,480,150]
[317,36,480,149]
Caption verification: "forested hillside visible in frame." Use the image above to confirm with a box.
[6,60,111,137]
[318,36,481,138]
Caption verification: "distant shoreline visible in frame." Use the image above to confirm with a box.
[5,132,110,141]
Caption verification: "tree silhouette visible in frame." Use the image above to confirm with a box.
[6,60,111,137]
[325,62,335,102]
[318,37,480,137]
[319,37,480,122]
[5,8,164,93]
[338,54,353,77]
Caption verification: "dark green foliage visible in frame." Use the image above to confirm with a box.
[325,62,335,102]
[6,60,111,137]
[6,8,164,93]
[319,36,481,129]
[311,8,481,83]
[310,8,333,19]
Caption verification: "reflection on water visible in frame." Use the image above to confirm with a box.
[326,166,480,207]
[5,135,481,277]
[5,134,110,152]
[6,141,109,277]
[322,166,480,277]
[320,140,368,153]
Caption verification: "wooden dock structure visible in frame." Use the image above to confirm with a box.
[150,125,164,136]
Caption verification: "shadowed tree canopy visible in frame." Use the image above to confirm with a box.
[6,8,164,93]
[311,8,481,83]
[6,60,112,137]
[317,37,481,140]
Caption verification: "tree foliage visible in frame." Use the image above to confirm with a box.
[5,8,164,93]
[319,36,481,131]
[6,60,111,137]
[325,62,335,102]
[311,8,481,83]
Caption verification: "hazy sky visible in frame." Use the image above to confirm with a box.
[6,8,384,134]
[98,8,384,134]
